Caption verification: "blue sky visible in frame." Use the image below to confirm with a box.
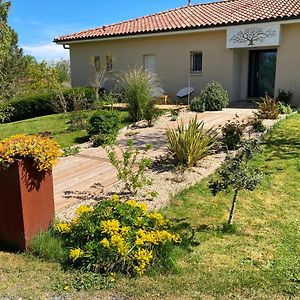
[8,0,206,61]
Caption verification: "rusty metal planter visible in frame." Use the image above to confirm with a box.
[0,158,54,250]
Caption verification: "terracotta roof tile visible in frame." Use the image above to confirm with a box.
[54,0,300,42]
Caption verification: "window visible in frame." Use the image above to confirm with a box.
[106,55,112,71]
[190,51,203,73]
[143,54,157,74]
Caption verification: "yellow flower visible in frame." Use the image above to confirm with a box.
[75,205,93,216]
[69,248,84,261]
[135,229,181,245]
[134,248,153,275]
[0,134,61,172]
[101,219,120,234]
[147,212,166,226]
[55,223,71,234]
[126,200,148,213]
[110,233,129,256]
[111,194,119,201]
[100,238,110,248]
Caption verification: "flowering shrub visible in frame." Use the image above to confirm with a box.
[0,134,61,172]
[55,196,180,275]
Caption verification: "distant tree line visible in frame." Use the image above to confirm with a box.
[0,0,70,102]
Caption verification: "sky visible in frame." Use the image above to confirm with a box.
[8,0,207,61]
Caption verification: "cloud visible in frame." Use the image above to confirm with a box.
[21,43,69,61]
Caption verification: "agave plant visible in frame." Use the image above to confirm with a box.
[166,117,218,167]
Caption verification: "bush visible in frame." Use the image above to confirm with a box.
[276,102,293,115]
[250,117,266,133]
[88,110,120,146]
[0,87,94,122]
[190,96,205,112]
[67,111,88,132]
[166,117,217,167]
[54,198,181,276]
[0,105,14,123]
[119,68,160,122]
[276,89,293,105]
[107,140,153,195]
[191,81,229,112]
[221,117,247,150]
[256,94,279,120]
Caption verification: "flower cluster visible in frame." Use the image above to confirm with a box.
[55,197,181,276]
[69,248,84,261]
[0,134,61,172]
[55,223,71,234]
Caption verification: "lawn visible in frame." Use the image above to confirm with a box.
[0,110,129,148]
[0,114,300,299]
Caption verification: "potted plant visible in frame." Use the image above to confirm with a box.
[0,134,61,250]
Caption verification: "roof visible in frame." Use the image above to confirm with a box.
[54,0,300,43]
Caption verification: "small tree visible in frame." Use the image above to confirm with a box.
[90,56,107,101]
[107,140,153,195]
[209,141,262,225]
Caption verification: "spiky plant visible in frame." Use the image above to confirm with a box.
[166,117,217,167]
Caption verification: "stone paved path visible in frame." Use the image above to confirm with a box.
[53,108,255,211]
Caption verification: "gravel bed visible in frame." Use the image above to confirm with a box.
[56,113,284,222]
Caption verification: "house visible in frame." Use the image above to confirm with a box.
[54,0,300,105]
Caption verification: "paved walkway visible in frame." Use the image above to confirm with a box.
[53,108,255,211]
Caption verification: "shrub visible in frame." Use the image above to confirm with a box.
[190,96,205,112]
[0,87,94,122]
[256,94,280,120]
[107,140,153,195]
[192,81,229,112]
[0,134,61,172]
[276,89,293,105]
[88,110,120,146]
[166,117,217,167]
[276,102,293,115]
[118,68,160,122]
[68,111,88,132]
[221,117,247,150]
[54,198,181,276]
[0,105,14,123]
[62,146,80,157]
[250,117,266,133]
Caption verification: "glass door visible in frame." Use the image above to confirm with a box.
[248,50,277,98]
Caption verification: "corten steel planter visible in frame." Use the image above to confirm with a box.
[0,158,54,250]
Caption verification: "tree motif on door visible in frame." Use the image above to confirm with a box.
[230,27,277,46]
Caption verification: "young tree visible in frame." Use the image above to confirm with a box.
[0,0,26,101]
[209,141,262,225]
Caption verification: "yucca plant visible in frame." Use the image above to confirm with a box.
[118,67,160,122]
[166,117,217,167]
[256,94,280,119]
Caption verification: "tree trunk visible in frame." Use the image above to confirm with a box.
[228,189,239,225]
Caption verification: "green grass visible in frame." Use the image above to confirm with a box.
[0,114,300,299]
[0,110,129,148]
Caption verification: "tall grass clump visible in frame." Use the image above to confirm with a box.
[166,117,217,167]
[118,68,160,123]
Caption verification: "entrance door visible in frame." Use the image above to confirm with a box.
[248,50,277,98]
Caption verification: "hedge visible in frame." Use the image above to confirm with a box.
[0,87,95,122]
